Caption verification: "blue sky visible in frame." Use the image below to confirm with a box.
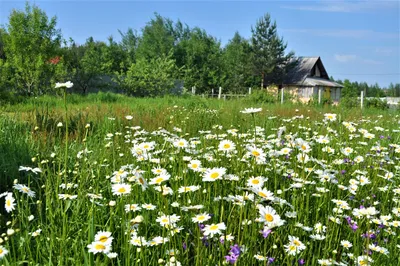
[0,0,399,87]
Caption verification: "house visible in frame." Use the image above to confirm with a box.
[278,56,344,103]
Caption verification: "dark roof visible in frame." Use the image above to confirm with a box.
[283,56,341,87]
[303,77,344,88]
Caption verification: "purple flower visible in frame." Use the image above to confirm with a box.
[182,242,187,250]
[350,223,358,232]
[267,257,275,264]
[225,254,239,264]
[230,244,241,256]
[260,229,272,238]
[225,244,241,264]
[341,170,346,175]
[298,259,305,265]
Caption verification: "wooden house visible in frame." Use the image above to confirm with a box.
[278,56,343,103]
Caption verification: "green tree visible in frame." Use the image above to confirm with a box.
[2,2,62,95]
[250,13,295,88]
[118,52,179,97]
[118,28,139,67]
[178,27,223,93]
[222,32,255,93]
[136,13,175,60]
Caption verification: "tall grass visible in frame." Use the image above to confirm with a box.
[0,93,399,265]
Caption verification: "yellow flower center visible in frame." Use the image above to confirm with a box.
[22,187,29,192]
[143,145,149,149]
[161,218,169,223]
[197,215,205,221]
[155,177,164,183]
[293,240,301,246]
[118,187,126,193]
[99,236,108,242]
[223,144,231,149]
[192,164,198,168]
[264,214,274,222]
[258,192,267,198]
[251,179,260,184]
[95,244,106,250]
[6,199,11,207]
[0,249,3,254]
[210,173,219,179]
[252,151,260,157]
[209,225,219,231]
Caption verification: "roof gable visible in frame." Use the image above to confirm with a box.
[284,56,330,85]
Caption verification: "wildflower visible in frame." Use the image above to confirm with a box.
[247,176,265,188]
[5,193,15,213]
[192,213,211,223]
[258,205,281,225]
[125,204,142,213]
[218,140,236,152]
[87,241,111,254]
[188,160,202,172]
[240,107,262,114]
[203,222,226,237]
[107,252,118,259]
[149,174,170,185]
[324,113,337,121]
[13,184,35,197]
[111,183,131,196]
[356,255,373,266]
[18,166,42,174]
[284,235,306,255]
[142,203,156,210]
[202,168,226,182]
[0,245,9,259]
[58,194,78,200]
[340,240,352,249]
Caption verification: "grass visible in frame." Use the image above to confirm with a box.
[0,92,399,265]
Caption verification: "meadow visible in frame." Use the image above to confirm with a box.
[0,92,399,265]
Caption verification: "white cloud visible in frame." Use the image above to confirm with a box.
[375,47,393,56]
[281,1,398,13]
[280,29,398,39]
[335,54,357,62]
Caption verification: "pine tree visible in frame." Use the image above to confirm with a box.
[250,13,295,89]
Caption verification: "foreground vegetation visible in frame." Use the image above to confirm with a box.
[0,94,399,265]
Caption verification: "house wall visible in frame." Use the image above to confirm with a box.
[315,65,321,77]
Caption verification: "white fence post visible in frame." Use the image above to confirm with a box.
[318,88,322,105]
[218,87,222,99]
[223,94,226,101]
[281,88,284,104]
[191,86,196,95]
[212,88,214,98]
[360,91,364,109]
[248,87,252,95]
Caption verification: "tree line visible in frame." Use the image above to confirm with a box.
[0,2,399,99]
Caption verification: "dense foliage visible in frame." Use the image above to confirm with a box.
[0,3,398,101]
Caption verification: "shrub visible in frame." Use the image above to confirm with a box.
[365,97,389,110]
[246,89,277,104]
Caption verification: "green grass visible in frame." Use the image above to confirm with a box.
[0,93,399,265]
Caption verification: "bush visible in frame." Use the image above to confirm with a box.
[246,89,277,104]
[365,98,389,110]
[340,97,359,109]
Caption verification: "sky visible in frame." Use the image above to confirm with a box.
[0,0,399,87]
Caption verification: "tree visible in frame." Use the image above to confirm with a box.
[118,52,179,97]
[222,32,255,92]
[118,28,139,67]
[250,13,295,88]
[178,27,223,93]
[136,13,175,60]
[2,2,62,95]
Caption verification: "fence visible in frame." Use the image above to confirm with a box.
[190,86,252,100]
